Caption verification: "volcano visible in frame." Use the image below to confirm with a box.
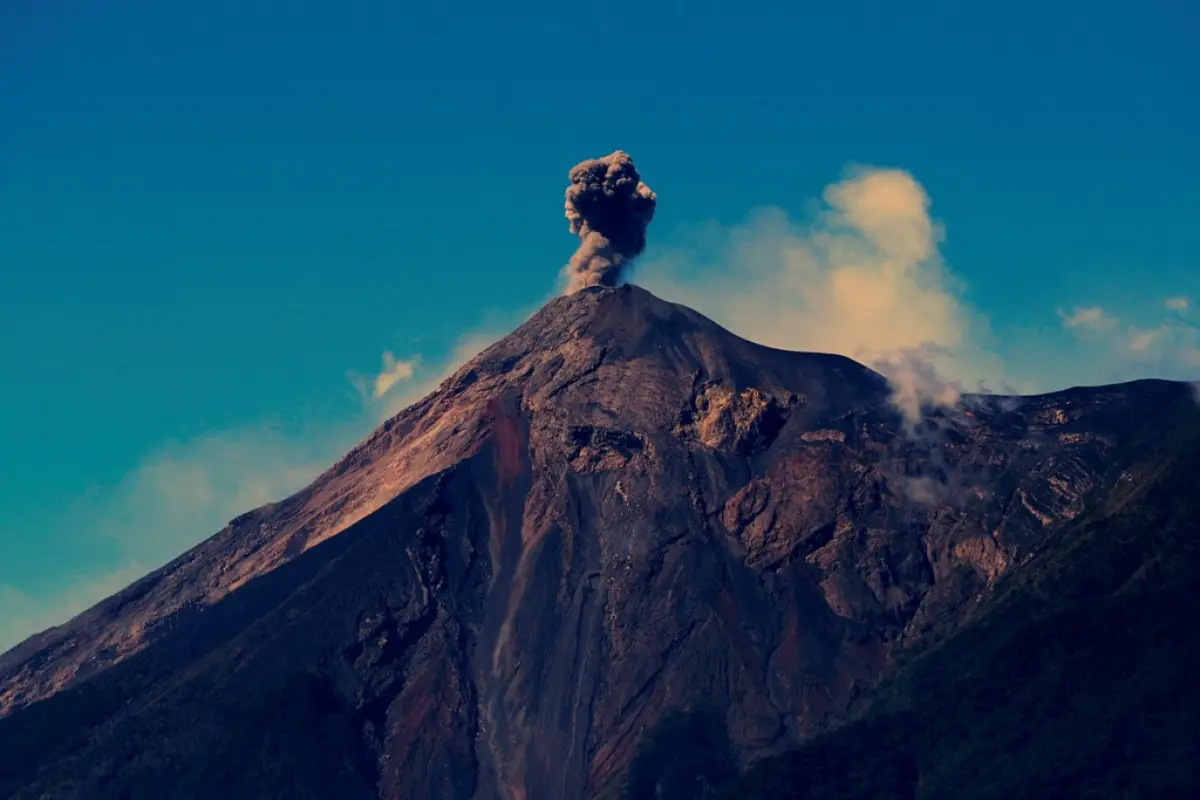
[3,285,1199,799]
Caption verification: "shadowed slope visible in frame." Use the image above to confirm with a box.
[725,388,1200,798]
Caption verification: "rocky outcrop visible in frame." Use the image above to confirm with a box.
[1,284,1195,800]
[675,382,798,456]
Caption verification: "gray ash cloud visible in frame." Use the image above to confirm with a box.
[563,150,657,293]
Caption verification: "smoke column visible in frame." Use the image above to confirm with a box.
[563,150,657,293]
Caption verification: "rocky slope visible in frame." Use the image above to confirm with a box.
[1,285,1196,799]
[726,385,1200,798]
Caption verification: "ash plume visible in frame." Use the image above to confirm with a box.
[563,150,657,293]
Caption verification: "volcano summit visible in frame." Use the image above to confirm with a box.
[2,285,1199,799]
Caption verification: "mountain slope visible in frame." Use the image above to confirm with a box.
[726,389,1200,798]
[1,285,1197,799]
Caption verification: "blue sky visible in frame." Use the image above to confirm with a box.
[2,0,1197,647]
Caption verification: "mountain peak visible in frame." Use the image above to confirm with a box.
[448,282,890,430]
[4,285,1198,799]
[0,284,889,719]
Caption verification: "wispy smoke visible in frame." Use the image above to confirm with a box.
[563,150,657,293]
[870,344,964,426]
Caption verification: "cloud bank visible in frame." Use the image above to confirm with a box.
[641,166,1010,422]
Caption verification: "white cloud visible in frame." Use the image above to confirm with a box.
[373,304,542,422]
[371,352,418,398]
[1060,299,1200,382]
[640,166,1009,422]
[1127,326,1165,353]
[377,333,495,417]
[639,165,1197,405]
[1057,305,1116,332]
[93,423,356,567]
[348,351,420,401]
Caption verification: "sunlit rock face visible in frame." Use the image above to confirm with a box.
[1,284,1195,800]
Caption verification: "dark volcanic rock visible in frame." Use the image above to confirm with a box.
[1,284,1197,799]
[725,388,1200,799]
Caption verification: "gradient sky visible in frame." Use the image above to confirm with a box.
[2,0,1198,648]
